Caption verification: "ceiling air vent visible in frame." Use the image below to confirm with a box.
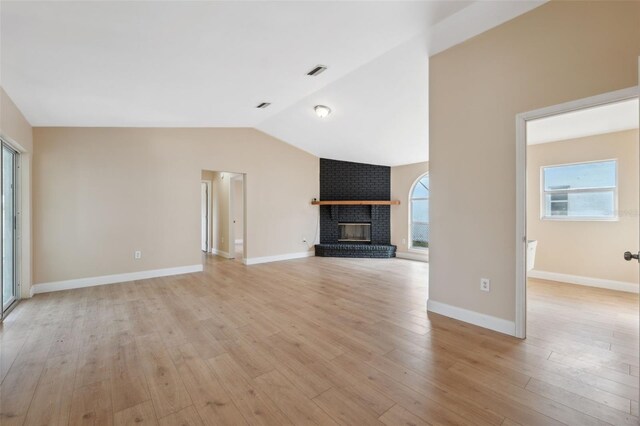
[307,65,328,76]
[256,102,271,109]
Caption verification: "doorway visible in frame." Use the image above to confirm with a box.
[515,87,639,338]
[229,174,245,261]
[2,141,19,318]
[201,180,211,252]
[200,170,245,261]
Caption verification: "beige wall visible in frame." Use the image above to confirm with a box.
[33,128,319,284]
[429,1,640,322]
[391,161,428,256]
[1,88,32,153]
[1,87,33,298]
[527,130,639,285]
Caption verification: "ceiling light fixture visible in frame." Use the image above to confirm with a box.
[314,105,331,118]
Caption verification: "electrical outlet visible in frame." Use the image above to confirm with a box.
[480,278,490,292]
[134,250,142,260]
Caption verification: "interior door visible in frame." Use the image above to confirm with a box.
[623,94,640,276]
[2,143,18,316]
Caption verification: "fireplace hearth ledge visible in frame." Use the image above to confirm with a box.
[314,243,396,258]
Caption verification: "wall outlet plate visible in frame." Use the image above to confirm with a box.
[480,278,490,292]
[134,250,142,260]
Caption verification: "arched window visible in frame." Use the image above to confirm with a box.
[410,173,429,249]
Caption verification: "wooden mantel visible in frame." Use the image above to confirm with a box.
[311,200,400,206]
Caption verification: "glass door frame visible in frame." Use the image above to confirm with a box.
[1,140,19,319]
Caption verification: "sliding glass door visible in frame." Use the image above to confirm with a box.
[2,142,18,317]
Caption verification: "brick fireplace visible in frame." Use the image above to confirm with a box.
[315,158,397,258]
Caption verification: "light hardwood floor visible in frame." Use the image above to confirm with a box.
[0,256,638,425]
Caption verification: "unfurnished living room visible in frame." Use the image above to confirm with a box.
[0,1,639,425]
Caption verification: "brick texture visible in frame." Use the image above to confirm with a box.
[317,159,395,258]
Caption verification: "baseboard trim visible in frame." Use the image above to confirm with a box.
[528,270,639,294]
[396,251,429,262]
[29,285,35,298]
[427,299,516,336]
[32,264,204,295]
[243,251,314,266]
[211,249,231,259]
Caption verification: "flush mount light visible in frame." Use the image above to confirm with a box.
[314,105,332,118]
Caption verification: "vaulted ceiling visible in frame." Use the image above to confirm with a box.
[1,1,545,166]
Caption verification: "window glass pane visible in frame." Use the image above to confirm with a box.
[412,176,429,198]
[544,190,615,218]
[411,199,428,223]
[411,222,429,248]
[543,160,616,191]
[410,174,429,249]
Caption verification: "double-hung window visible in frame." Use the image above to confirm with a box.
[541,160,617,220]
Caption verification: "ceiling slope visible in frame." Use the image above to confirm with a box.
[1,1,546,165]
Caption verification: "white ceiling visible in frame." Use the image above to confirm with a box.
[527,98,640,145]
[1,1,545,166]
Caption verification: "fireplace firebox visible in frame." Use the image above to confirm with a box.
[339,223,371,242]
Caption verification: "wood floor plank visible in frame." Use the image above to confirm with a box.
[208,353,293,425]
[68,380,114,426]
[109,339,152,413]
[114,400,158,426]
[525,378,638,426]
[157,406,203,426]
[23,352,78,426]
[332,352,500,426]
[254,370,338,425]
[378,404,433,426]
[313,387,385,426]
[135,334,193,419]
[168,344,247,425]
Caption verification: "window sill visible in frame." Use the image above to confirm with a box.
[541,216,619,222]
[408,247,429,253]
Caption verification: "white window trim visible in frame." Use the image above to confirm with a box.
[409,173,429,251]
[539,158,619,222]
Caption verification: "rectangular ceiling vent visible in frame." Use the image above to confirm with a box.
[256,102,271,109]
[307,65,328,76]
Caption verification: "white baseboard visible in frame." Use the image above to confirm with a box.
[31,264,203,295]
[427,299,516,336]
[211,248,231,259]
[396,251,429,262]
[29,285,35,298]
[243,251,313,266]
[528,270,639,294]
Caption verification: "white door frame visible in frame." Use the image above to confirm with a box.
[514,85,639,339]
[201,180,212,252]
